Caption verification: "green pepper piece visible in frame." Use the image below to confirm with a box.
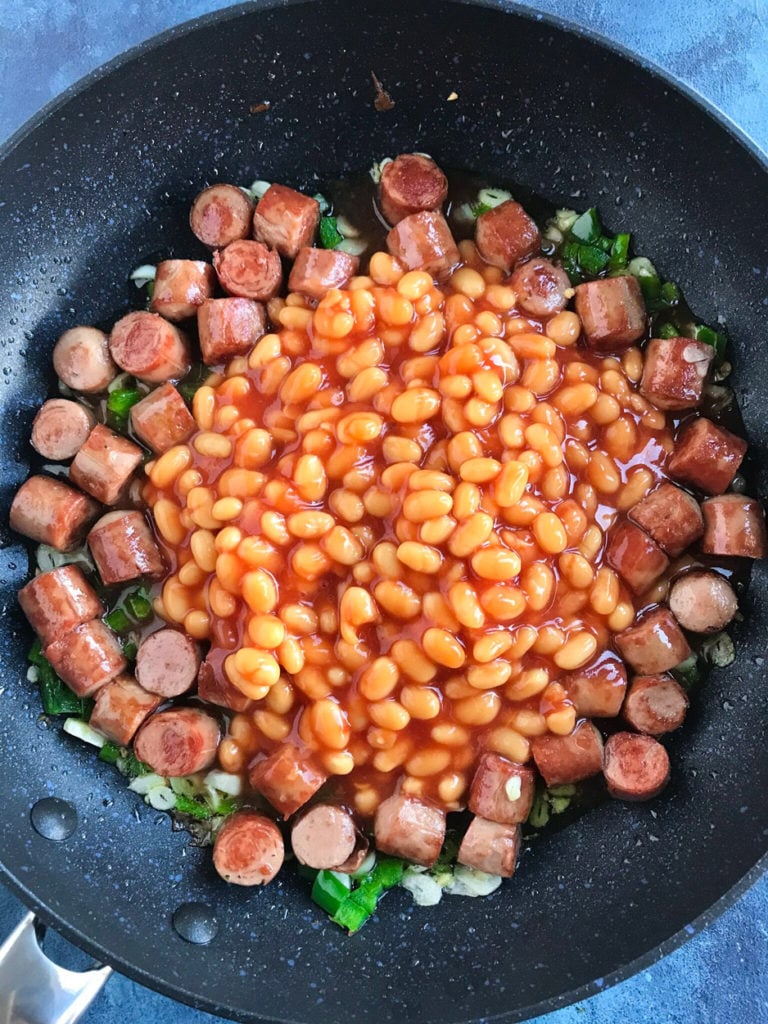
[118,750,153,777]
[319,216,344,249]
[331,897,371,934]
[38,658,87,717]
[658,322,679,339]
[98,741,121,765]
[174,795,214,820]
[125,587,152,621]
[660,280,680,307]
[569,207,602,245]
[107,388,142,419]
[104,607,131,633]
[312,870,351,915]
[369,856,404,888]
[693,324,727,361]
[608,232,630,272]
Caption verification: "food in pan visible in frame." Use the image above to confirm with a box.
[12,151,766,930]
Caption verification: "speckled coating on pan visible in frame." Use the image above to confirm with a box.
[0,2,766,1022]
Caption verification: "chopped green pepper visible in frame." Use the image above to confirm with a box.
[122,639,138,662]
[174,795,215,820]
[331,897,371,933]
[312,870,351,915]
[658,322,679,339]
[125,587,152,621]
[107,388,142,419]
[608,232,630,273]
[692,323,727,362]
[118,750,152,777]
[671,654,701,689]
[104,607,131,633]
[31,646,89,717]
[470,201,491,218]
[328,856,404,933]
[98,741,121,765]
[562,241,610,282]
[178,364,211,404]
[569,207,602,245]
[319,216,344,249]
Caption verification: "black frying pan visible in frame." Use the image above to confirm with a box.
[1,2,767,1021]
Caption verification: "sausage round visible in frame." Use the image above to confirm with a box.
[133,707,220,777]
[603,732,671,801]
[89,674,162,746]
[70,424,143,506]
[213,240,282,301]
[386,210,460,280]
[701,494,767,559]
[10,475,99,552]
[475,200,540,273]
[509,257,571,317]
[109,311,191,383]
[129,383,196,454]
[573,276,646,352]
[251,184,320,259]
[628,482,704,557]
[530,720,604,787]
[287,248,359,301]
[622,675,689,736]
[379,154,449,225]
[468,753,536,824]
[606,519,669,596]
[149,260,216,322]
[563,652,628,718]
[189,184,254,248]
[44,619,127,698]
[373,794,446,866]
[213,810,284,886]
[668,569,738,633]
[31,399,95,462]
[248,744,328,817]
[290,804,357,869]
[52,326,117,394]
[18,565,103,647]
[87,510,165,585]
[197,297,267,365]
[458,817,520,878]
[615,607,691,675]
[135,628,201,698]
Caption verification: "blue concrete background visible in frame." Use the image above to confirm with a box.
[1,1,767,1022]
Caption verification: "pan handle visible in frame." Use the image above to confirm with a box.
[0,913,112,1024]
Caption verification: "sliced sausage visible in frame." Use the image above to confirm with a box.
[530,720,604,787]
[701,494,767,559]
[475,200,540,273]
[189,183,253,248]
[639,337,714,411]
[18,565,104,647]
[628,482,704,557]
[378,154,449,225]
[213,810,284,886]
[197,297,267,365]
[70,424,143,505]
[251,184,320,259]
[135,628,201,698]
[197,655,253,713]
[290,804,357,870]
[288,248,360,301]
[622,675,689,736]
[509,257,571,318]
[334,835,371,875]
[89,674,162,746]
[149,259,216,322]
[87,510,165,585]
[133,706,220,777]
[213,240,282,301]
[31,399,95,462]
[52,326,117,394]
[615,607,691,675]
[606,519,669,596]
[44,618,127,697]
[373,794,446,867]
[386,210,460,280]
[573,276,646,352]
[458,817,520,878]
[109,311,191,384]
[249,743,328,818]
[668,569,738,633]
[668,417,748,495]
[563,651,627,718]
[129,382,196,454]
[468,753,535,824]
[603,732,671,801]
[10,475,100,552]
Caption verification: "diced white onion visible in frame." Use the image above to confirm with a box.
[401,869,444,906]
[35,543,95,574]
[505,776,522,802]
[334,214,360,238]
[349,850,377,879]
[543,224,564,245]
[454,202,476,224]
[169,776,199,798]
[129,264,157,288]
[444,864,502,898]
[369,157,392,184]
[313,193,331,215]
[203,770,243,797]
[26,666,39,683]
[628,256,657,279]
[146,785,177,811]
[477,187,513,209]
[336,237,367,257]
[107,371,135,394]
[554,208,579,232]
[62,717,107,748]
[248,179,272,200]
[328,870,353,890]
[128,773,167,795]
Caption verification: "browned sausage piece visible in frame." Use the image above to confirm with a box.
[197,297,267,365]
[213,240,282,301]
[475,200,540,273]
[573,276,646,352]
[615,607,692,675]
[135,628,201,698]
[701,494,767,559]
[109,311,191,384]
[133,706,220,776]
[197,655,253,713]
[149,260,216,322]
[251,184,320,259]
[373,794,446,867]
[668,569,738,633]
[189,184,254,248]
[87,510,165,585]
[639,337,714,411]
[563,651,628,718]
[379,154,449,225]
[10,475,100,552]
[52,326,117,394]
[18,565,104,647]
[468,753,535,824]
[622,675,689,736]
[606,520,669,596]
[334,835,371,875]
[31,399,95,462]
[530,720,605,787]
[249,744,328,818]
[628,482,704,557]
[213,810,284,886]
[603,732,671,801]
[509,258,571,318]
[288,248,360,301]
[290,804,357,870]
[458,817,520,878]
[89,674,162,746]
[44,619,127,697]
[70,424,143,505]
[129,383,196,454]
[386,210,460,280]
[668,417,748,495]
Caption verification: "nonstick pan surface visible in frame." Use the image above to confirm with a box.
[1,2,767,1021]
